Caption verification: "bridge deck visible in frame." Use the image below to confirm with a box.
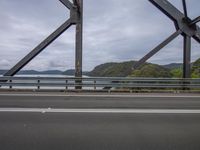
[0,94,200,150]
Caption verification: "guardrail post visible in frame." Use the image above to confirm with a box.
[182,79,190,91]
[37,80,40,90]
[66,80,68,90]
[9,80,12,89]
[75,78,82,90]
[94,80,96,90]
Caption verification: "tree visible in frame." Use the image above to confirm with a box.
[170,68,182,78]
[192,58,200,78]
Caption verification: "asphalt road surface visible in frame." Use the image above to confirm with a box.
[0,93,200,150]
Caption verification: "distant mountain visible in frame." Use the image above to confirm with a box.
[62,69,89,76]
[0,70,63,75]
[18,70,63,75]
[62,69,75,76]
[0,69,88,76]
[39,70,63,75]
[163,63,182,69]
[17,70,40,75]
[1,58,199,78]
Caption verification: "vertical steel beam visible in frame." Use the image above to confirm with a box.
[75,0,83,89]
[190,16,200,25]
[75,0,83,78]
[183,35,191,78]
[182,0,188,18]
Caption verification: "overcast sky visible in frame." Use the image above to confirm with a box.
[0,0,199,71]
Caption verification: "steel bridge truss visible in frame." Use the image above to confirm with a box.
[133,0,200,78]
[3,0,200,79]
[4,0,83,78]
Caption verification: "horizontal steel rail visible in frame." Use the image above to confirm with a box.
[1,76,200,81]
[0,76,200,91]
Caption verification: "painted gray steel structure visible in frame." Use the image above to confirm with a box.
[4,0,83,78]
[3,0,199,80]
[133,0,200,78]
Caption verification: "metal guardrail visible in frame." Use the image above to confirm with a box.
[0,76,200,91]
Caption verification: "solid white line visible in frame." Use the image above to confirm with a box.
[0,108,200,114]
[0,93,199,98]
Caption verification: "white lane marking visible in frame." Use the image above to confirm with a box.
[0,93,199,98]
[0,108,200,114]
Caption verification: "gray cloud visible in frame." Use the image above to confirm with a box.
[0,0,199,71]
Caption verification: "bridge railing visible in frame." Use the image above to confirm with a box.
[0,76,200,92]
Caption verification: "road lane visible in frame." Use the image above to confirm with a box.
[0,94,200,109]
[0,94,200,150]
[0,112,200,150]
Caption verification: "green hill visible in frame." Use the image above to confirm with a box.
[88,61,171,78]
[163,63,182,70]
[170,68,183,78]
[88,61,137,77]
[168,58,200,78]
[88,58,200,78]
[130,64,172,78]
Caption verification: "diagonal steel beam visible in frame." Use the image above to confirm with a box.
[190,16,200,25]
[193,26,200,44]
[183,35,191,78]
[149,0,184,22]
[133,30,182,70]
[4,19,73,76]
[59,0,73,10]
